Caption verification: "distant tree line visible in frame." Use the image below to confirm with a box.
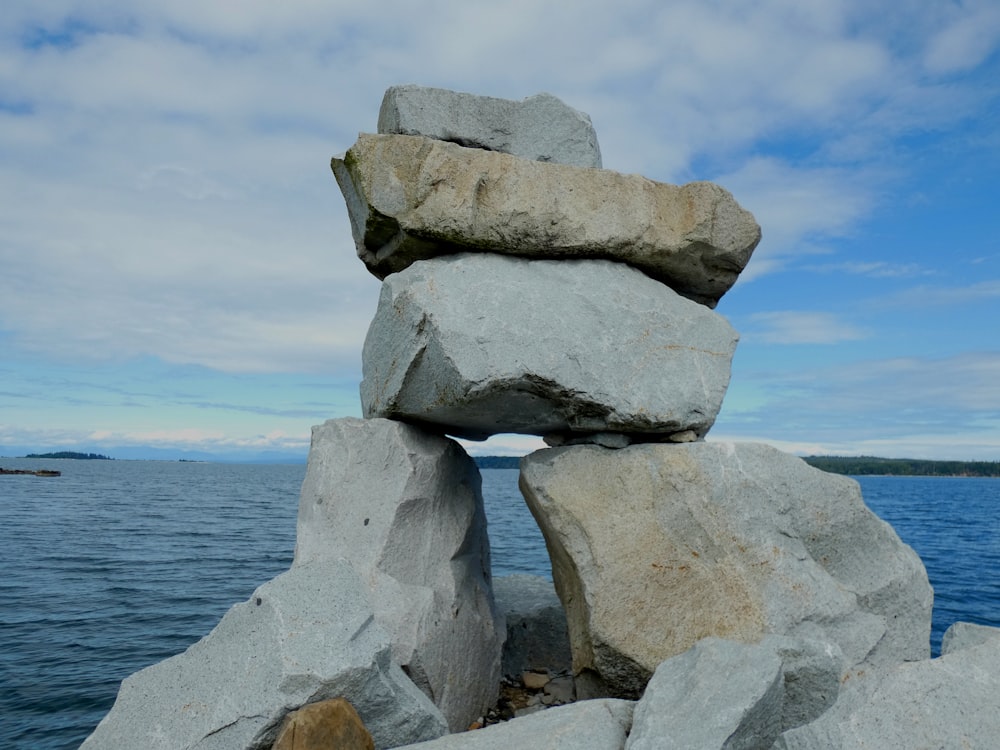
[803,455,1000,477]
[24,451,113,460]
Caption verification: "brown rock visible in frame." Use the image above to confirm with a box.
[272,697,374,750]
[332,133,761,307]
[522,670,550,690]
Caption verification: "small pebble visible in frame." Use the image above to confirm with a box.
[522,670,550,690]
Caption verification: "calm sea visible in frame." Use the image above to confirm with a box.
[0,459,996,749]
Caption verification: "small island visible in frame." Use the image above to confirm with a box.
[1,451,112,477]
[23,451,113,460]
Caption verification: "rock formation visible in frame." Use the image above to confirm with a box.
[294,418,503,732]
[775,631,1000,748]
[85,85,986,750]
[520,441,932,698]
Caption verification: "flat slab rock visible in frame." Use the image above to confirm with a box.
[378,85,602,168]
[519,441,932,699]
[360,254,738,442]
[332,133,760,307]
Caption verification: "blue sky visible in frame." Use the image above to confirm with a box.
[1,0,999,461]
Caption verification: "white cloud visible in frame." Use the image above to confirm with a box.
[707,431,1000,462]
[724,351,1000,425]
[744,311,869,344]
[715,157,885,280]
[804,261,933,278]
[883,280,1000,308]
[457,433,546,457]
[0,422,312,454]
[924,1,1000,74]
[715,350,1000,461]
[1,0,999,464]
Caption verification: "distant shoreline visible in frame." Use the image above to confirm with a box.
[11,451,998,477]
[22,451,113,461]
[800,455,1000,477]
[474,454,1000,477]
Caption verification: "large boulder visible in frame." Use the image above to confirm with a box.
[294,418,503,733]
[80,562,448,750]
[519,441,932,699]
[397,699,635,750]
[625,635,843,750]
[331,134,760,306]
[775,636,1000,748]
[360,254,738,442]
[377,85,602,168]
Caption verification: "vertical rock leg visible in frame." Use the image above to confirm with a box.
[295,417,505,732]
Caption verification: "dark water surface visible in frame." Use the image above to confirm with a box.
[0,460,996,749]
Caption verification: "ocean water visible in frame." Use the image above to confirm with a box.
[0,459,996,749]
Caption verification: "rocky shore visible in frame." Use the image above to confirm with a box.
[1,467,61,477]
[81,86,1000,750]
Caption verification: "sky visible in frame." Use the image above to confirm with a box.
[1,0,999,462]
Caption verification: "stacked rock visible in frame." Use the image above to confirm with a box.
[82,87,1000,750]
[334,85,933,704]
[336,85,761,446]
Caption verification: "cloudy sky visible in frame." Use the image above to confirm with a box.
[2,0,999,461]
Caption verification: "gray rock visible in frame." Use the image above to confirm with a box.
[295,418,503,733]
[331,134,760,306]
[80,562,448,750]
[493,574,572,677]
[519,441,932,699]
[397,699,635,750]
[626,637,784,750]
[544,675,576,704]
[770,628,845,731]
[776,637,1000,749]
[360,254,738,442]
[543,432,634,449]
[940,621,1000,655]
[627,635,843,750]
[377,85,602,168]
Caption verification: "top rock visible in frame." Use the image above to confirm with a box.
[378,85,602,168]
